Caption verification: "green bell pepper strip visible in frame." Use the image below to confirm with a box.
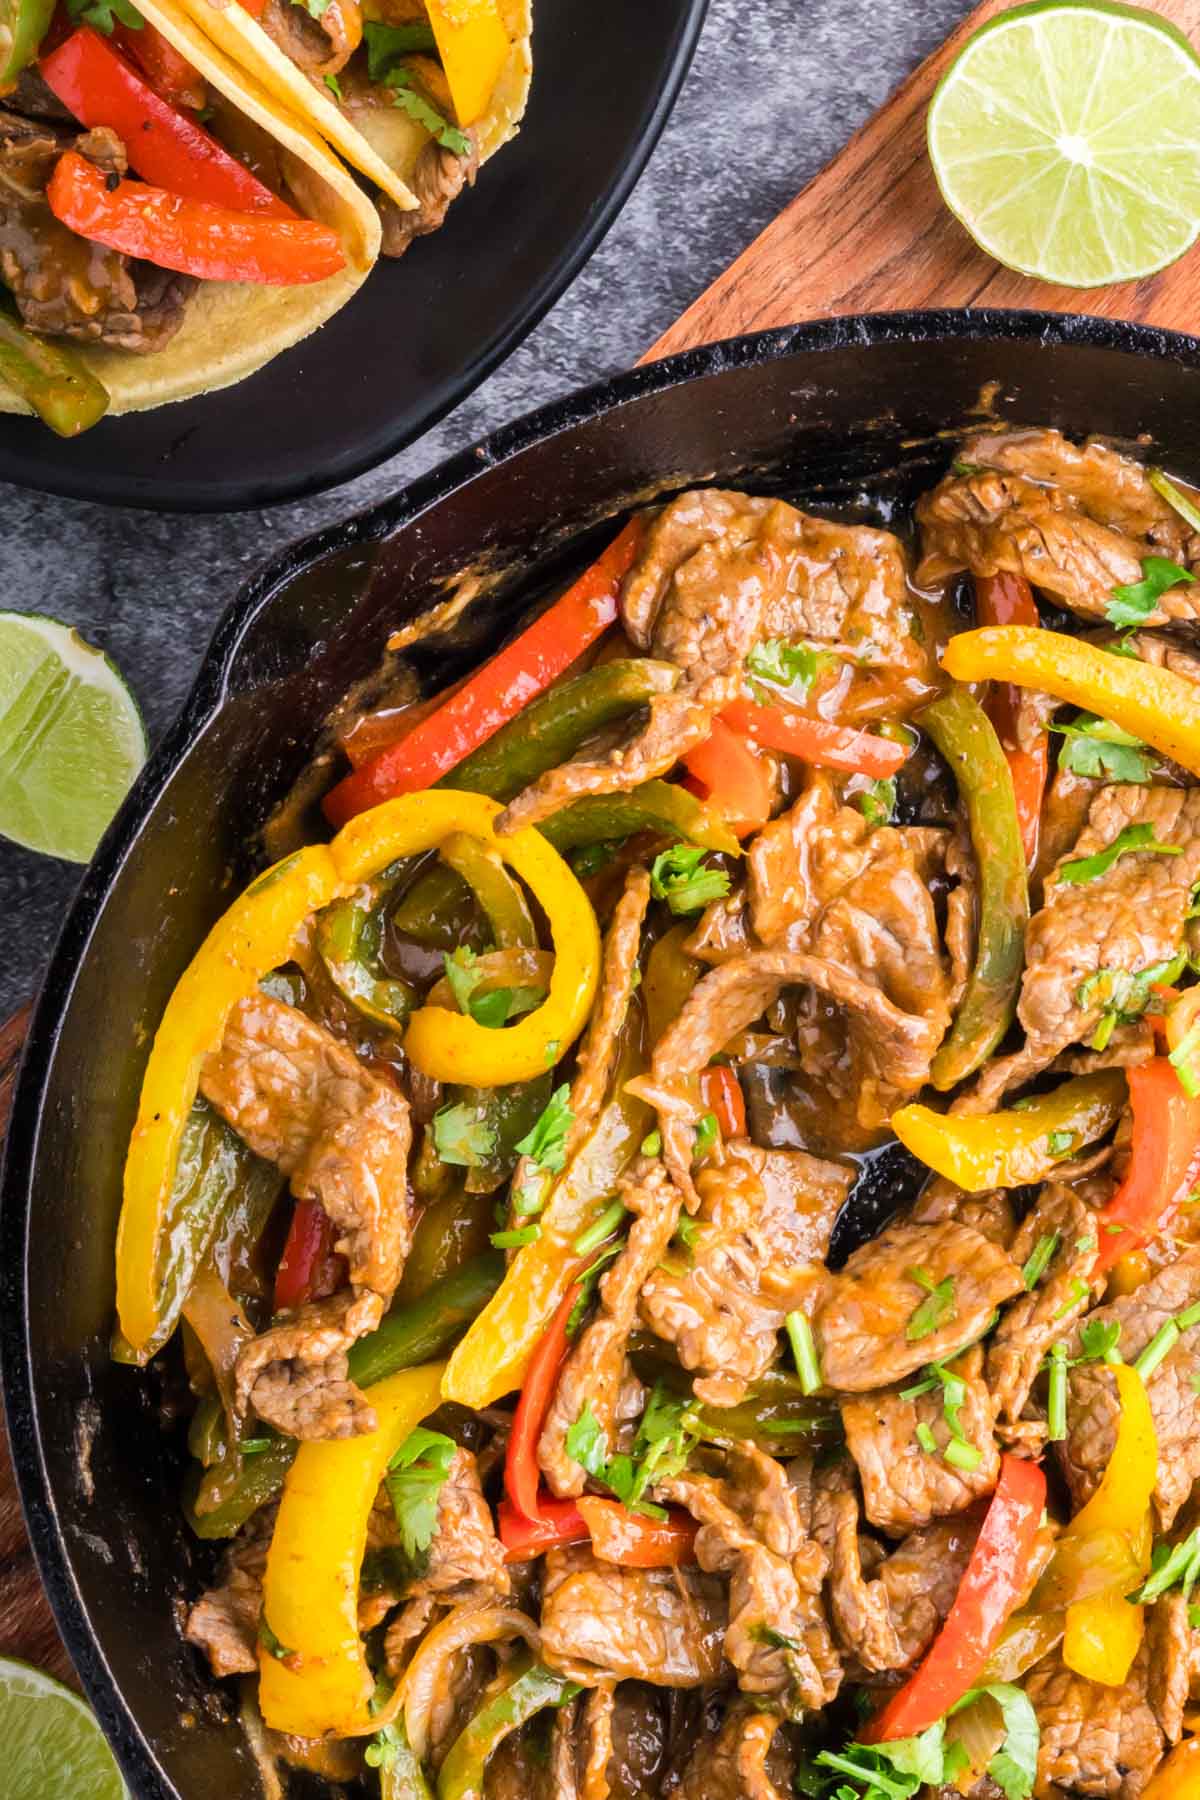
[379,1720,434,1800]
[627,1338,843,1451]
[437,831,536,948]
[394,1184,496,1304]
[437,1662,580,1800]
[436,658,679,801]
[0,296,109,436]
[1,0,54,81]
[316,863,417,1034]
[919,685,1030,1090]
[111,1097,281,1364]
[184,1253,504,1538]
[643,922,704,1048]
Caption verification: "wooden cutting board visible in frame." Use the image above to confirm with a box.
[4,0,1200,1690]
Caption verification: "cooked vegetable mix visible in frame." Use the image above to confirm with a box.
[120,429,1200,1796]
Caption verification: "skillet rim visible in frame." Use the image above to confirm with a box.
[4,304,1200,1797]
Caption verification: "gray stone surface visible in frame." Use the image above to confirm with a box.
[0,0,972,1021]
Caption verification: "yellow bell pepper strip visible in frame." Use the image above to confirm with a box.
[1143,1736,1200,1799]
[942,626,1200,780]
[116,844,345,1360]
[1060,1362,1157,1686]
[437,1659,580,1800]
[257,1360,446,1737]
[892,1070,1126,1193]
[442,1028,650,1408]
[918,686,1029,1089]
[424,0,509,126]
[329,791,600,1086]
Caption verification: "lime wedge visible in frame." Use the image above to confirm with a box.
[928,0,1200,286]
[0,1657,127,1800]
[0,611,146,864]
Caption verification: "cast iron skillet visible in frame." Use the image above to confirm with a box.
[5,309,1200,1799]
[0,0,707,512]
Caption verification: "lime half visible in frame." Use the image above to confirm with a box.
[928,0,1200,286]
[0,1658,127,1800]
[0,612,146,863]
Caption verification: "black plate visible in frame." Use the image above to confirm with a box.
[0,0,706,512]
[5,311,1200,1799]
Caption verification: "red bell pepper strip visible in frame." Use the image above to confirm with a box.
[274,1198,347,1312]
[41,28,292,216]
[576,1496,698,1568]
[680,717,773,836]
[861,1453,1046,1742]
[112,19,206,111]
[1095,1058,1200,1273]
[497,1494,590,1560]
[323,519,644,827]
[47,153,346,286]
[975,574,1048,866]
[503,1280,580,1523]
[699,1065,746,1140]
[719,698,908,780]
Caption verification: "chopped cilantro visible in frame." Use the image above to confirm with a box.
[294,0,331,16]
[640,1129,662,1157]
[952,458,984,477]
[1079,1318,1123,1365]
[1050,712,1155,783]
[915,1420,938,1454]
[1077,953,1187,1047]
[565,1400,608,1478]
[1128,1524,1200,1605]
[470,985,545,1029]
[900,1359,981,1470]
[649,844,731,916]
[431,1101,497,1168]
[442,946,482,1013]
[567,1382,703,1515]
[324,72,343,100]
[388,68,471,153]
[1051,1276,1091,1322]
[384,1425,457,1562]
[674,1213,702,1253]
[67,0,143,29]
[490,1223,541,1248]
[362,19,438,79]
[565,1243,622,1335]
[904,1266,956,1341]
[745,637,832,701]
[1106,555,1195,628]
[258,1617,294,1661]
[1045,1129,1075,1158]
[1058,821,1183,886]
[514,1083,573,1173]
[856,777,896,829]
[1022,1231,1060,1289]
[693,1111,719,1160]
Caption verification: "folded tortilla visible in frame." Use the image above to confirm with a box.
[0,0,380,420]
[173,0,531,211]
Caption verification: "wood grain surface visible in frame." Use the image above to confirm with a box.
[644,0,1200,362]
[4,0,1200,1696]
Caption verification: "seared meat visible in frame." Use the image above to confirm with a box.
[640,1140,850,1405]
[202,993,412,1307]
[0,109,193,352]
[840,1345,1000,1535]
[959,427,1197,556]
[1061,1245,1200,1529]
[987,1183,1102,1434]
[497,490,928,834]
[658,1442,840,1715]
[415,1447,509,1599]
[674,1704,792,1800]
[1026,1643,1165,1797]
[233,1289,378,1439]
[185,1508,273,1678]
[1149,1594,1192,1749]
[908,1176,1017,1249]
[379,130,480,259]
[540,1544,726,1686]
[815,1218,1023,1392]
[812,1457,975,1672]
[258,0,362,76]
[539,1160,682,1496]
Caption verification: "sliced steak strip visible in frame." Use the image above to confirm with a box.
[1025,1642,1165,1798]
[658,1442,840,1715]
[1061,1245,1200,1530]
[987,1182,1102,1431]
[538,1160,682,1496]
[839,1344,1000,1536]
[674,1704,792,1800]
[185,1508,273,1677]
[639,1140,849,1406]
[815,1218,1023,1393]
[539,1544,726,1687]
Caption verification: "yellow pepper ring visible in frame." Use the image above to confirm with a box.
[116,845,346,1360]
[330,790,601,1087]
[257,1361,446,1738]
[943,626,1200,779]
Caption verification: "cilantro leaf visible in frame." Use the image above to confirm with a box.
[514,1084,573,1173]
[431,1101,497,1168]
[957,1684,1039,1800]
[746,637,831,701]
[904,1266,956,1341]
[1058,821,1183,886]
[1079,1317,1123,1364]
[468,984,545,1029]
[66,0,143,31]
[1106,555,1195,628]
[693,1111,719,1160]
[294,0,331,17]
[565,1401,609,1479]
[384,1425,456,1562]
[649,844,731,916]
[1046,1130,1075,1157]
[362,18,436,75]
[387,68,471,153]
[443,946,482,1013]
[856,778,896,829]
[324,72,343,100]
[1128,1524,1200,1604]
[1050,713,1155,783]
[1022,1231,1060,1289]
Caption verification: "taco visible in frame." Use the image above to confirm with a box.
[169,0,531,257]
[0,0,380,434]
